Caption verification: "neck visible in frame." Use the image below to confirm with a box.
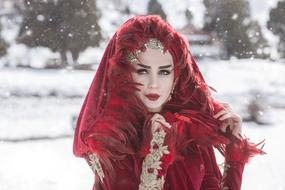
[148,107,162,113]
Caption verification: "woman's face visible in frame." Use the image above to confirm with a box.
[131,48,174,112]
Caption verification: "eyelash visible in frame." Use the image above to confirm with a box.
[136,69,171,75]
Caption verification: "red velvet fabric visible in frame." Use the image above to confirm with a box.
[73,15,265,190]
[86,111,263,190]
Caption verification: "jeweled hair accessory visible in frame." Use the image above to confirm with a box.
[144,38,164,51]
[127,38,165,64]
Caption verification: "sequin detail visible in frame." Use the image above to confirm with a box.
[144,38,164,51]
[127,38,165,64]
[138,129,169,190]
[126,50,142,64]
[88,153,105,183]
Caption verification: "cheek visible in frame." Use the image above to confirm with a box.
[132,74,147,88]
[162,75,174,92]
[131,73,146,98]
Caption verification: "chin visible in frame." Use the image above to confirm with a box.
[146,104,163,112]
[141,97,165,112]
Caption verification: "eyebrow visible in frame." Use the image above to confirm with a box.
[137,63,172,69]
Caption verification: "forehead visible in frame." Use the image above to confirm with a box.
[137,48,173,67]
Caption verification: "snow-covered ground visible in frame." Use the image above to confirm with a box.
[0,69,96,190]
[0,58,284,189]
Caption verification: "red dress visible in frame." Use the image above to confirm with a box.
[83,111,263,190]
[72,15,264,190]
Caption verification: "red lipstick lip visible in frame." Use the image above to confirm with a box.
[145,93,160,101]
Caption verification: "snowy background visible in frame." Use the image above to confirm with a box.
[0,0,285,190]
[1,60,285,190]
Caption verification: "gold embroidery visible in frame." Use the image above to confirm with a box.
[139,129,169,190]
[88,153,105,183]
[221,163,231,190]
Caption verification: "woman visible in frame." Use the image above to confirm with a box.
[73,15,264,190]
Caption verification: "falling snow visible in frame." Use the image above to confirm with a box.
[0,0,284,190]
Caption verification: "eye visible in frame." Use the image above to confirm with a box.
[136,69,148,75]
[158,70,171,75]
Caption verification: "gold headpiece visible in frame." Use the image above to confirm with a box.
[144,38,164,51]
[127,38,165,64]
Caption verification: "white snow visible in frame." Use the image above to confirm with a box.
[5,44,60,68]
[0,139,94,190]
[0,59,285,189]
[0,68,94,98]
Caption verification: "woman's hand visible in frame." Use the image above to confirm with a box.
[150,113,172,134]
[213,103,243,140]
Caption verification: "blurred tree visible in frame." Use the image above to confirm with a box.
[203,0,269,59]
[267,0,285,58]
[147,0,167,20]
[248,20,270,59]
[122,5,131,16]
[0,23,9,57]
[17,0,102,67]
[185,8,194,26]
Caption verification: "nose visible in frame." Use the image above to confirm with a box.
[148,73,158,89]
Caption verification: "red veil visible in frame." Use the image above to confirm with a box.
[73,15,264,173]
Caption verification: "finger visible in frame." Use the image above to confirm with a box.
[218,113,232,121]
[220,117,233,132]
[221,103,232,111]
[228,119,242,138]
[153,113,164,121]
[155,118,171,128]
[162,121,172,129]
[232,113,243,123]
[232,126,242,140]
[221,102,230,108]
[151,123,159,133]
[151,120,164,133]
[153,114,168,123]
[213,110,227,118]
[221,119,232,132]
[153,113,162,118]
[156,121,172,129]
[152,117,165,125]
[151,113,161,123]
[221,102,229,107]
[151,118,171,134]
[155,115,166,120]
[220,123,228,133]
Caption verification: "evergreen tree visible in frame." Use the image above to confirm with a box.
[17,0,102,67]
[203,0,268,59]
[267,0,285,58]
[185,9,194,26]
[0,23,9,58]
[248,21,270,59]
[147,0,167,20]
[122,5,131,15]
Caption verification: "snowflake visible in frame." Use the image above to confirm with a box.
[231,13,238,20]
[37,15,45,22]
